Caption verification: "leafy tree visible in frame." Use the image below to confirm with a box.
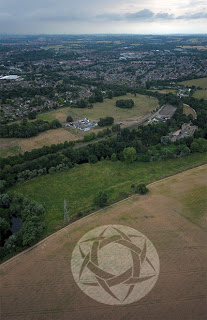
[97,131,104,138]
[0,180,6,192]
[190,138,207,153]
[0,194,10,208]
[88,155,98,163]
[161,136,171,145]
[28,111,37,120]
[98,117,114,127]
[66,115,73,122]
[123,147,137,163]
[108,90,113,99]
[19,216,45,247]
[111,153,117,161]
[116,99,134,109]
[112,124,121,132]
[94,90,103,102]
[0,218,10,242]
[4,235,17,253]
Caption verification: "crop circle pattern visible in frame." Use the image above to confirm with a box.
[71,225,160,305]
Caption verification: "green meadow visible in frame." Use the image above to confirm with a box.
[9,152,207,235]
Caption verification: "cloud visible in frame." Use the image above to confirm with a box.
[125,9,154,21]
[155,12,174,20]
[177,11,207,20]
[0,1,207,34]
[97,9,175,23]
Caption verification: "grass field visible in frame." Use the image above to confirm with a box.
[0,145,22,158]
[9,152,207,235]
[40,93,158,124]
[179,77,207,89]
[36,113,56,122]
[0,138,22,158]
[16,128,81,152]
[2,165,207,320]
[193,90,207,100]
[0,128,81,154]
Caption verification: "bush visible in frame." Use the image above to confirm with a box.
[182,147,191,156]
[88,155,98,163]
[48,167,56,174]
[135,184,149,194]
[94,191,108,207]
[66,115,73,122]
[84,132,96,142]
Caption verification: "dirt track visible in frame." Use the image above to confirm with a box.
[1,165,207,320]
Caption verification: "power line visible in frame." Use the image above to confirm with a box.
[64,200,70,224]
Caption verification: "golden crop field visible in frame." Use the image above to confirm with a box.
[1,165,207,319]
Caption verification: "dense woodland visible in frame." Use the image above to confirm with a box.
[0,193,45,260]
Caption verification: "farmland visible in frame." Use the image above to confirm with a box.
[9,151,207,235]
[1,164,207,320]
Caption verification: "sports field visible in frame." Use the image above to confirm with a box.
[1,165,207,320]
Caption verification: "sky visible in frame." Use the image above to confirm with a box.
[0,0,207,34]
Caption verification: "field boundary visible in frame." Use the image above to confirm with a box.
[1,162,207,268]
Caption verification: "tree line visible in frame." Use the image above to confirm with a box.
[0,118,62,138]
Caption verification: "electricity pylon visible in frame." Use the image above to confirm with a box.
[64,200,70,224]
